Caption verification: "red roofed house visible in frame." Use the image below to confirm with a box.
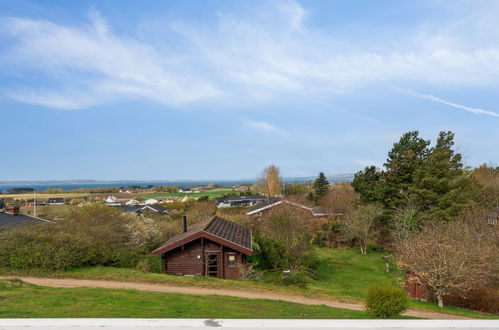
[151,216,252,280]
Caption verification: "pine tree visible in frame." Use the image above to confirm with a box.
[352,166,384,204]
[383,131,430,209]
[313,172,329,204]
[410,131,476,220]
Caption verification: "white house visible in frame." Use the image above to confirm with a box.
[144,198,159,205]
[105,196,118,204]
[125,199,140,206]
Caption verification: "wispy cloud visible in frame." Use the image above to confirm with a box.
[407,89,499,118]
[245,120,282,133]
[1,1,499,109]
[0,11,218,109]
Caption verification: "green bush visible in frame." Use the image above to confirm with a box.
[365,283,408,318]
[278,269,313,288]
[0,204,163,271]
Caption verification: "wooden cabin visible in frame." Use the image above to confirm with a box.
[151,216,252,280]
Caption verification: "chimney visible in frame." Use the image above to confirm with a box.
[6,205,20,215]
[182,215,188,233]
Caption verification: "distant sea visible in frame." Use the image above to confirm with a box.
[0,175,353,192]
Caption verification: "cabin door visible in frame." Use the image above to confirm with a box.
[205,253,220,278]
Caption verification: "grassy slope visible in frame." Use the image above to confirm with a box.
[0,280,371,319]
[0,248,494,319]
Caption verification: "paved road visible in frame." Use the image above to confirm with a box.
[0,276,476,319]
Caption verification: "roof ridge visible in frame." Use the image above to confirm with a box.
[200,216,217,231]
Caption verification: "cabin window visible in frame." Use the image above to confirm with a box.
[227,254,236,267]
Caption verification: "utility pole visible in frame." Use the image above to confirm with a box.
[32,187,36,217]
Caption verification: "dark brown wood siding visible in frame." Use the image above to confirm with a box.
[405,271,432,301]
[223,247,243,280]
[164,239,204,276]
[162,237,245,279]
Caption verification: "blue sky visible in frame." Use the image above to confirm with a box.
[0,0,498,181]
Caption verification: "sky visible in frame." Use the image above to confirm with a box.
[0,0,498,181]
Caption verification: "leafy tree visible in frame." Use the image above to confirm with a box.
[352,166,383,203]
[410,131,476,220]
[313,172,329,204]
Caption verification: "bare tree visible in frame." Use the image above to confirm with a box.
[395,207,498,308]
[343,203,384,255]
[321,182,358,215]
[258,165,282,196]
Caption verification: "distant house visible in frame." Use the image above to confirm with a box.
[119,189,133,194]
[47,198,65,205]
[214,195,267,208]
[144,198,159,205]
[151,216,252,279]
[178,188,192,193]
[246,198,339,218]
[125,199,140,206]
[0,205,51,229]
[116,205,169,215]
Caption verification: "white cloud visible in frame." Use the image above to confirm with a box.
[406,89,499,118]
[0,12,218,109]
[1,1,499,110]
[245,120,282,133]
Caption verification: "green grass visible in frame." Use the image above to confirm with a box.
[138,188,235,199]
[20,205,74,221]
[0,279,372,318]
[0,248,494,319]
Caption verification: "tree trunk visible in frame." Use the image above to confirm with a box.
[437,294,444,308]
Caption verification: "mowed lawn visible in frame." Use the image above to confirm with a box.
[309,248,400,299]
[0,248,493,319]
[0,280,371,319]
[138,188,235,199]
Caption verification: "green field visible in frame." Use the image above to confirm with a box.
[0,279,371,319]
[1,248,493,319]
[139,188,235,199]
[20,205,74,221]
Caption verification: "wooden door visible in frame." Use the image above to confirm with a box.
[205,253,220,278]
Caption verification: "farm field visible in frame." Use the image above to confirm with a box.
[1,248,493,319]
[0,279,372,319]
[138,188,236,199]
[2,193,88,199]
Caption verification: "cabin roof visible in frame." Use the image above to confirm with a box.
[151,216,252,255]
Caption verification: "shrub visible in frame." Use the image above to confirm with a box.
[135,259,151,273]
[250,205,316,272]
[278,268,313,288]
[445,288,499,315]
[0,204,162,271]
[365,283,408,318]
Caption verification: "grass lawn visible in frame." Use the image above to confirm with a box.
[20,205,74,221]
[0,279,372,319]
[0,248,494,319]
[138,188,235,199]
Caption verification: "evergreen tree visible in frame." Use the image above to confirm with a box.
[352,166,384,204]
[313,172,329,204]
[383,131,430,209]
[410,131,476,220]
